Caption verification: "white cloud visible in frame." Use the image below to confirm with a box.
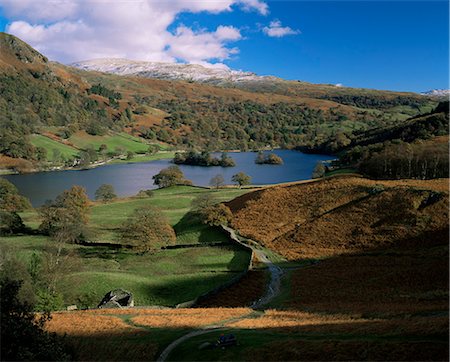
[0,0,266,64]
[263,20,300,38]
[238,0,269,16]
[169,25,241,63]
[335,83,344,87]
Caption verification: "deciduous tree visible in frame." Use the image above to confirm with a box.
[121,206,176,250]
[153,165,192,188]
[231,172,251,188]
[95,184,117,201]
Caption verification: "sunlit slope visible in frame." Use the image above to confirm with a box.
[227,175,449,259]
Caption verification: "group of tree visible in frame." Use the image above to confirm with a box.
[255,151,283,165]
[357,139,449,180]
[153,166,252,189]
[173,151,235,167]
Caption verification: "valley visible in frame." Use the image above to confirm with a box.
[0,25,448,362]
[13,175,445,361]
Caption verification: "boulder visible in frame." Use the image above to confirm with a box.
[98,289,134,309]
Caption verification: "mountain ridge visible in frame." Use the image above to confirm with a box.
[71,58,276,85]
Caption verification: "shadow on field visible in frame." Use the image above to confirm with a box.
[173,211,229,244]
[58,316,449,362]
[141,272,244,306]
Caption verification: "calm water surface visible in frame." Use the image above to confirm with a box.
[4,150,332,206]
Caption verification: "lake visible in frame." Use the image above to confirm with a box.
[4,150,332,206]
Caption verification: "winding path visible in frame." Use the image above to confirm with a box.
[156,226,283,361]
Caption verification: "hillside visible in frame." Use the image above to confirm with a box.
[73,58,434,115]
[227,175,449,259]
[36,176,449,361]
[0,32,442,173]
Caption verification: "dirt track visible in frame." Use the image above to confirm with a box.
[156,226,282,361]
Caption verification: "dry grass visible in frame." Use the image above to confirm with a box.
[46,313,140,336]
[287,245,448,316]
[228,176,449,260]
[131,308,251,328]
[227,309,448,337]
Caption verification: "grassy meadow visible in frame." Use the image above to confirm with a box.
[30,134,79,161]
[0,186,252,308]
[68,131,150,153]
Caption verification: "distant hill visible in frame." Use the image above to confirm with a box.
[421,89,450,97]
[0,32,441,172]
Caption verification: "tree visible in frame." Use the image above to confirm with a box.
[312,162,326,179]
[121,206,176,249]
[153,165,192,188]
[39,186,90,242]
[0,278,71,361]
[95,184,117,201]
[201,204,233,226]
[191,194,232,226]
[231,172,251,188]
[209,174,225,189]
[0,178,31,212]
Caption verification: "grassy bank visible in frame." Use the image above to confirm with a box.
[0,186,253,308]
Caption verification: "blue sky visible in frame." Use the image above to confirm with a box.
[0,1,448,92]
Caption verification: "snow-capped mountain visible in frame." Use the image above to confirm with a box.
[421,89,450,97]
[71,58,278,85]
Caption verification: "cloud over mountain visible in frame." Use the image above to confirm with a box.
[1,0,267,65]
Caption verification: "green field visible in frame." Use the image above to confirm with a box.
[0,186,253,308]
[108,151,176,164]
[69,131,150,153]
[30,134,79,160]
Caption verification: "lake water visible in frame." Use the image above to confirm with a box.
[4,150,332,206]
